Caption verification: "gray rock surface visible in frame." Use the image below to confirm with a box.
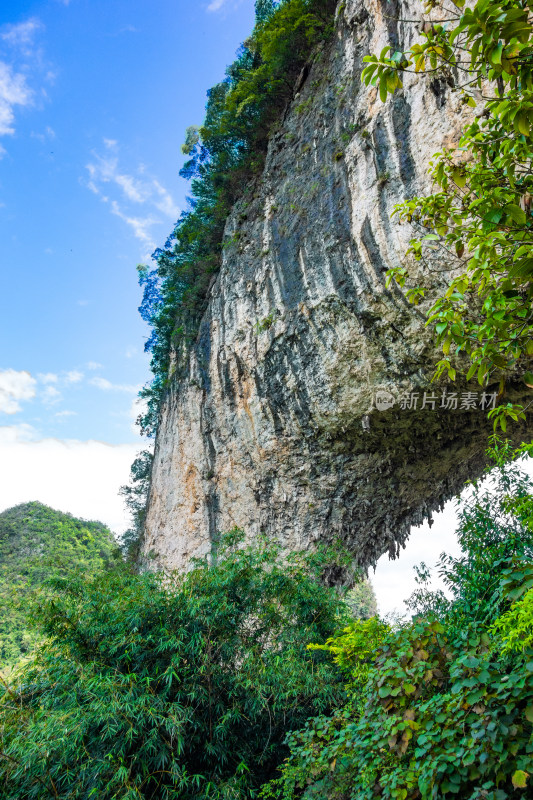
[143,0,531,574]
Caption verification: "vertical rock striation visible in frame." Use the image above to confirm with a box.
[143,0,531,572]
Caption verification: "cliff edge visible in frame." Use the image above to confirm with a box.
[143,0,531,572]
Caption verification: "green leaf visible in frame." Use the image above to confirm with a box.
[490,42,503,65]
[466,363,477,381]
[505,204,527,225]
[516,113,530,136]
[452,168,467,188]
[485,208,503,225]
[512,770,528,789]
[509,258,533,278]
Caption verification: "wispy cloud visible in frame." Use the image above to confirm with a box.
[86,361,103,370]
[42,384,61,404]
[207,0,229,10]
[90,376,139,393]
[85,139,179,257]
[0,17,47,156]
[31,125,55,142]
[64,369,83,384]
[1,18,43,49]
[110,200,158,248]
[0,369,36,414]
[55,409,77,417]
[38,372,58,384]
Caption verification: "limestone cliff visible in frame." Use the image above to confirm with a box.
[143,0,531,572]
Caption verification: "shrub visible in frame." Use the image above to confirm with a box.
[263,441,533,799]
[0,531,347,799]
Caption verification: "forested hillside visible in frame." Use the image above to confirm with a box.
[0,502,119,668]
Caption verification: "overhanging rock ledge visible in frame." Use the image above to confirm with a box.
[142,0,533,574]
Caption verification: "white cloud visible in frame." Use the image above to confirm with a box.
[64,369,83,384]
[0,369,36,414]
[42,384,61,404]
[152,180,180,217]
[110,200,158,249]
[0,61,33,138]
[0,17,46,155]
[85,141,179,257]
[1,18,43,48]
[0,424,140,534]
[129,396,147,434]
[31,125,55,142]
[206,0,244,12]
[86,361,103,370]
[0,423,37,443]
[86,148,177,210]
[90,376,139,393]
[125,346,138,359]
[55,410,76,418]
[38,372,58,384]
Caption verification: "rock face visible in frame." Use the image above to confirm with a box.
[143,0,530,573]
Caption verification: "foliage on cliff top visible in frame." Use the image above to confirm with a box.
[0,532,348,799]
[362,0,533,430]
[137,0,337,437]
[263,440,533,799]
[0,501,119,670]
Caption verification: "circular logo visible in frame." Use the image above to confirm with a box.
[374,390,396,412]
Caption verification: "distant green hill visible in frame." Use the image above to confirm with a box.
[0,501,119,669]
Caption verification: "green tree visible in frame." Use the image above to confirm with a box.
[0,532,347,799]
[119,448,153,563]
[255,0,277,24]
[264,441,533,799]
[0,502,119,670]
[345,579,378,620]
[362,0,533,430]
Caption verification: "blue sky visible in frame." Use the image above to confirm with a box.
[0,0,255,444]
